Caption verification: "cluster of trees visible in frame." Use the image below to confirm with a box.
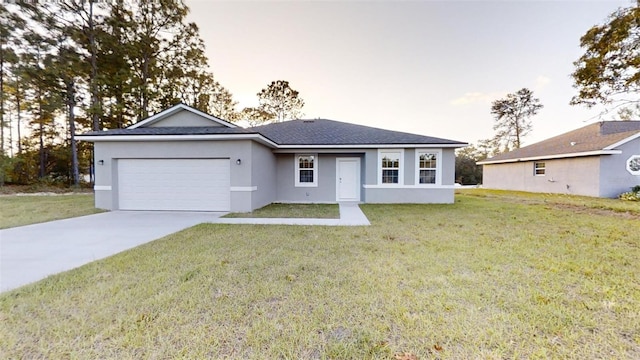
[0,1,305,186]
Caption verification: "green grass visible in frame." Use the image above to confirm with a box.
[0,194,101,229]
[224,203,340,218]
[1,192,639,358]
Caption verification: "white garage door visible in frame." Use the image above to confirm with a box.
[118,159,230,211]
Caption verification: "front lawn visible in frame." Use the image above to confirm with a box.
[0,194,101,229]
[1,192,639,358]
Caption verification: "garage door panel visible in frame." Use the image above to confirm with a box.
[118,159,230,211]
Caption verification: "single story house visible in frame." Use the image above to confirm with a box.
[76,103,467,212]
[477,121,640,198]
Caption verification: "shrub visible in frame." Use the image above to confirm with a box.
[619,187,640,201]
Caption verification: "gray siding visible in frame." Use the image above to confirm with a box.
[483,138,640,198]
[93,140,262,211]
[600,138,640,197]
[483,157,601,197]
[276,153,360,203]
[148,109,224,127]
[364,188,454,203]
[251,142,277,209]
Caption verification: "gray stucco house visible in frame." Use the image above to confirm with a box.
[477,121,640,198]
[76,103,467,212]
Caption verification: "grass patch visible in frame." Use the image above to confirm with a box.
[224,203,340,218]
[1,192,639,358]
[0,194,101,229]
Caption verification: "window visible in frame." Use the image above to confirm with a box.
[534,162,546,176]
[379,150,403,184]
[627,155,640,175]
[295,154,317,187]
[417,151,439,184]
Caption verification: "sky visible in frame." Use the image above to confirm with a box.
[185,0,633,146]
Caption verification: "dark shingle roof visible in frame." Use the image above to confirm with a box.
[481,121,640,164]
[79,119,466,146]
[248,119,465,146]
[80,127,254,136]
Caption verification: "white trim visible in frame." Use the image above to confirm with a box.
[277,143,466,149]
[230,186,258,192]
[294,153,318,187]
[94,185,112,191]
[477,150,622,165]
[128,103,236,129]
[604,132,640,150]
[75,134,278,148]
[363,184,457,189]
[415,149,442,186]
[336,157,361,201]
[378,149,404,185]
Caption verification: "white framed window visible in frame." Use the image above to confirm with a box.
[627,155,640,175]
[415,149,442,185]
[295,154,318,187]
[378,149,403,185]
[534,162,546,176]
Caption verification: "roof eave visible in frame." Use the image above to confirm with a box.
[275,143,468,149]
[75,134,277,148]
[477,149,622,165]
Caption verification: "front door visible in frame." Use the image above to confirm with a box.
[336,157,361,201]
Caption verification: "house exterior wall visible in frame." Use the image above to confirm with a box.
[147,110,224,127]
[273,148,456,204]
[600,138,640,197]
[93,140,268,211]
[362,147,456,204]
[275,153,364,203]
[482,156,601,197]
[251,142,278,209]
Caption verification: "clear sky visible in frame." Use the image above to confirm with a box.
[185,0,633,146]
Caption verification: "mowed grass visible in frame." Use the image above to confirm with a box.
[0,194,101,229]
[224,203,340,218]
[1,192,639,359]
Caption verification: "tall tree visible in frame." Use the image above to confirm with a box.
[571,6,640,118]
[257,80,305,122]
[239,107,273,127]
[490,88,543,151]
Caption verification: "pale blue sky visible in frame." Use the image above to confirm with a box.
[185,0,632,145]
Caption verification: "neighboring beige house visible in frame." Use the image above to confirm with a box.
[477,121,640,198]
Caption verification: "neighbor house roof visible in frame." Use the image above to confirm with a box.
[478,121,640,165]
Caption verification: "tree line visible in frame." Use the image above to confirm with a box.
[0,1,305,187]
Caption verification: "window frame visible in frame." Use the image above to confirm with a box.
[378,149,404,185]
[534,161,546,176]
[627,155,640,175]
[415,149,442,186]
[294,153,318,187]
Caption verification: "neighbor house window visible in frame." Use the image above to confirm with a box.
[416,150,441,185]
[379,150,403,184]
[534,162,546,176]
[627,155,640,175]
[295,154,317,187]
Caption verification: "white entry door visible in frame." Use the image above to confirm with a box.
[118,158,230,211]
[336,158,361,201]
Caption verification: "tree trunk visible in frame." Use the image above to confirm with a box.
[67,80,79,186]
[88,0,100,131]
[16,79,21,154]
[38,91,44,179]
[1,39,5,155]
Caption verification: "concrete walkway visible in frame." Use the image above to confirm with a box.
[210,202,371,226]
[0,203,369,293]
[0,211,224,293]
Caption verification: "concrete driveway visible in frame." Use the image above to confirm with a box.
[0,211,224,293]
